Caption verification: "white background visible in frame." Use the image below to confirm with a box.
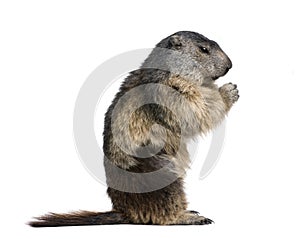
[1,0,300,238]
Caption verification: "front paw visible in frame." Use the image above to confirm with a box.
[219,83,239,108]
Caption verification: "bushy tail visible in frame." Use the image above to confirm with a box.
[28,211,130,227]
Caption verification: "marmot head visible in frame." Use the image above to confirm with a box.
[155,31,232,83]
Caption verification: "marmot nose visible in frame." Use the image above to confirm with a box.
[223,58,232,75]
[227,58,232,69]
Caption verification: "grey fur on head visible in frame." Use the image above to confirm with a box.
[142,31,232,84]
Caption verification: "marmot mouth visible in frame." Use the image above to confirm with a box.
[223,67,230,75]
[213,67,231,81]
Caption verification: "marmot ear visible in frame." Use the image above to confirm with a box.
[169,35,182,49]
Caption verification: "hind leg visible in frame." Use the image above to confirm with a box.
[107,179,189,224]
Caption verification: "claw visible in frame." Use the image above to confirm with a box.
[204,218,214,224]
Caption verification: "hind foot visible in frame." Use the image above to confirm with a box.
[172,211,214,225]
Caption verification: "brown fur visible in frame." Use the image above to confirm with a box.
[29,31,238,227]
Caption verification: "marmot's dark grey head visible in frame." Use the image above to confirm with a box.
[154,31,232,82]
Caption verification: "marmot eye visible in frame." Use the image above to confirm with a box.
[199,46,209,54]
